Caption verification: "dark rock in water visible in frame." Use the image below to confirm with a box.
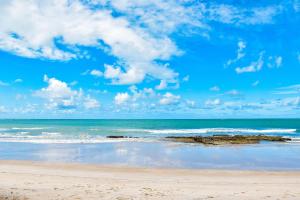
[106,136,138,139]
[107,136,126,138]
[165,135,291,145]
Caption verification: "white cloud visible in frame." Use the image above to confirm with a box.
[104,64,122,79]
[207,5,282,25]
[205,98,221,106]
[0,0,283,86]
[226,40,246,66]
[114,92,130,105]
[237,41,246,59]
[12,104,37,114]
[155,80,167,90]
[35,75,99,110]
[90,69,103,77]
[155,79,180,90]
[159,92,180,105]
[227,89,240,96]
[113,86,158,110]
[235,52,264,74]
[268,56,282,68]
[198,96,300,116]
[210,86,220,92]
[186,100,196,108]
[281,97,300,107]
[130,86,157,102]
[274,84,300,95]
[0,0,189,85]
[36,75,79,100]
[84,95,100,109]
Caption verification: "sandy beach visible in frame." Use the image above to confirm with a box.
[0,160,299,200]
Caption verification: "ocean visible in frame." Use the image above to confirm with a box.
[0,119,300,170]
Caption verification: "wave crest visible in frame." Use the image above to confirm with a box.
[122,128,297,134]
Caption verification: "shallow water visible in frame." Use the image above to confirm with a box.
[0,119,300,170]
[1,141,300,170]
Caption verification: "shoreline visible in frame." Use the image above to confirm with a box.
[1,160,300,199]
[1,159,300,172]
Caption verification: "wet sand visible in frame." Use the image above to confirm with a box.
[0,160,300,200]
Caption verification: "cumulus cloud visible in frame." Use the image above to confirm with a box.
[38,75,78,99]
[103,64,122,79]
[114,92,130,105]
[83,95,101,109]
[35,75,100,111]
[114,86,157,107]
[130,86,156,100]
[159,92,180,105]
[90,69,103,77]
[155,80,168,90]
[0,0,283,86]
[0,0,188,85]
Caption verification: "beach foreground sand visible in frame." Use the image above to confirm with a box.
[0,161,300,200]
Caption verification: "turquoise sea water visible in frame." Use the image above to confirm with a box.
[0,119,299,143]
[0,119,300,170]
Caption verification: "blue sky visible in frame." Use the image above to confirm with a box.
[0,0,300,118]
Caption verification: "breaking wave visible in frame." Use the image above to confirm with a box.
[118,128,297,134]
[0,137,148,144]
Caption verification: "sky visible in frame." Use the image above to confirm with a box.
[0,0,300,118]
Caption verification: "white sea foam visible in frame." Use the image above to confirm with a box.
[19,131,30,134]
[132,128,297,134]
[11,127,47,130]
[0,127,297,144]
[290,138,300,143]
[0,137,148,144]
[41,132,62,136]
[0,132,60,139]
